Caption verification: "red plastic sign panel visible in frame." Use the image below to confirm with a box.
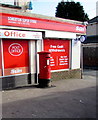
[44,39,70,71]
[3,40,29,76]
[0,43,2,76]
[0,13,86,34]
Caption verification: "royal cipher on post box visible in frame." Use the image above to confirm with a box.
[38,51,51,87]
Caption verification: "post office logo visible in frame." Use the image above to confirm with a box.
[8,43,23,56]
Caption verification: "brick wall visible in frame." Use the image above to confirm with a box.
[51,69,82,81]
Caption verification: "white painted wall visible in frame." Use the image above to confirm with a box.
[29,40,36,74]
[71,40,81,69]
[29,39,42,75]
[25,39,42,84]
[37,39,43,74]
[45,30,76,39]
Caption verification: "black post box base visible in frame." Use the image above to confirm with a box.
[38,78,51,88]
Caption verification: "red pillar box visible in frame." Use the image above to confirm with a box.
[38,51,51,87]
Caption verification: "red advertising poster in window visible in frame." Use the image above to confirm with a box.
[0,43,2,76]
[3,40,29,76]
[44,39,70,71]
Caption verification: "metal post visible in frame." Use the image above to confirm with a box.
[80,43,83,79]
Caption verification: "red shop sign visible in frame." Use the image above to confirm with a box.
[0,13,86,34]
[44,39,70,71]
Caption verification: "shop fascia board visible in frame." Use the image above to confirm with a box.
[0,26,85,40]
[0,11,86,34]
[0,7,83,25]
[0,29,42,40]
[0,25,85,40]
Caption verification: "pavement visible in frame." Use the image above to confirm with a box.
[1,69,97,119]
